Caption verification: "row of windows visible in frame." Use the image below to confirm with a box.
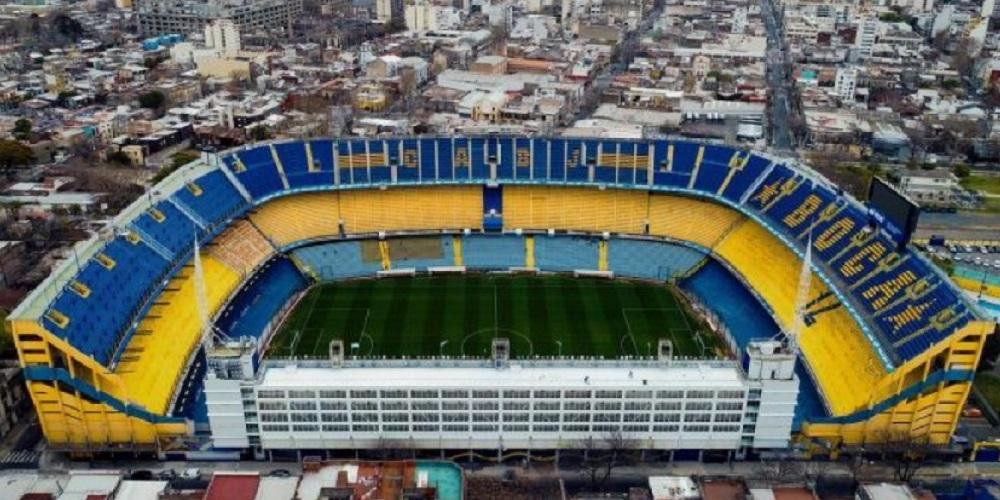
[259,411,744,424]
[260,400,742,412]
[258,423,744,434]
[257,389,747,400]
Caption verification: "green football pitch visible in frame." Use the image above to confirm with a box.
[266,274,719,359]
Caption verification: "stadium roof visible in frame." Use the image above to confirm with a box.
[258,364,747,389]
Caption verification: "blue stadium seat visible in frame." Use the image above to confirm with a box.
[534,236,599,271]
[670,142,699,174]
[608,239,705,280]
[275,142,330,189]
[43,236,171,365]
[216,257,308,340]
[292,241,383,281]
[463,235,526,269]
[172,170,247,227]
[129,201,200,258]
[720,154,770,203]
[234,147,285,199]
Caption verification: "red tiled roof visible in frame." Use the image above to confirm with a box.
[205,473,261,500]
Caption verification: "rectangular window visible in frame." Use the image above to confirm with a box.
[472,390,499,399]
[413,424,440,432]
[503,390,530,399]
[595,402,621,411]
[320,401,346,411]
[442,401,468,411]
[352,424,377,432]
[290,401,316,411]
[565,401,591,411]
[472,413,498,422]
[322,425,349,432]
[595,390,622,399]
[533,413,560,422]
[350,390,376,398]
[682,425,710,432]
[656,390,683,399]
[261,413,288,422]
[442,390,468,398]
[594,413,621,422]
[714,413,742,422]
[443,413,469,422]
[564,424,589,432]
[381,401,408,411]
[319,390,346,398]
[564,390,591,399]
[624,402,651,411]
[534,390,560,398]
[533,425,558,432]
[473,402,499,411]
[292,425,319,432]
[716,402,744,411]
[624,414,649,422]
[412,402,439,411]
[257,390,285,399]
[564,413,589,422]
[291,413,318,422]
[503,413,529,422]
[653,425,679,432]
[411,390,438,398]
[534,402,560,411]
[261,424,288,432]
[655,402,681,411]
[380,390,407,398]
[503,401,529,411]
[351,401,378,411]
[625,390,652,399]
[712,425,740,432]
[684,413,711,423]
[443,424,468,432]
[685,402,712,411]
[383,413,409,422]
[472,425,498,432]
[413,413,440,422]
[624,425,648,433]
[383,424,409,432]
[686,390,714,399]
[321,413,348,422]
[354,413,378,422]
[259,401,286,411]
[717,390,745,399]
[288,390,316,399]
[502,424,530,432]
[654,413,680,422]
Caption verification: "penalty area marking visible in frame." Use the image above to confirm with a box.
[304,307,371,356]
[459,327,534,357]
[621,307,689,357]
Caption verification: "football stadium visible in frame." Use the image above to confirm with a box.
[5,136,995,457]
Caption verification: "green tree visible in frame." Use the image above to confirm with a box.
[138,90,166,110]
[0,139,35,177]
[953,163,971,178]
[249,125,272,141]
[106,150,131,165]
[12,118,31,140]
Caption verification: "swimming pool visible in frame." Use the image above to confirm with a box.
[416,461,462,500]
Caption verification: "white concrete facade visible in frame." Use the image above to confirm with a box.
[205,342,799,452]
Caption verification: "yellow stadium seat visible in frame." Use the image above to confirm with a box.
[249,193,341,246]
[648,195,745,248]
[502,186,649,234]
[206,219,275,276]
[714,220,885,415]
[339,186,482,233]
[115,255,240,414]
